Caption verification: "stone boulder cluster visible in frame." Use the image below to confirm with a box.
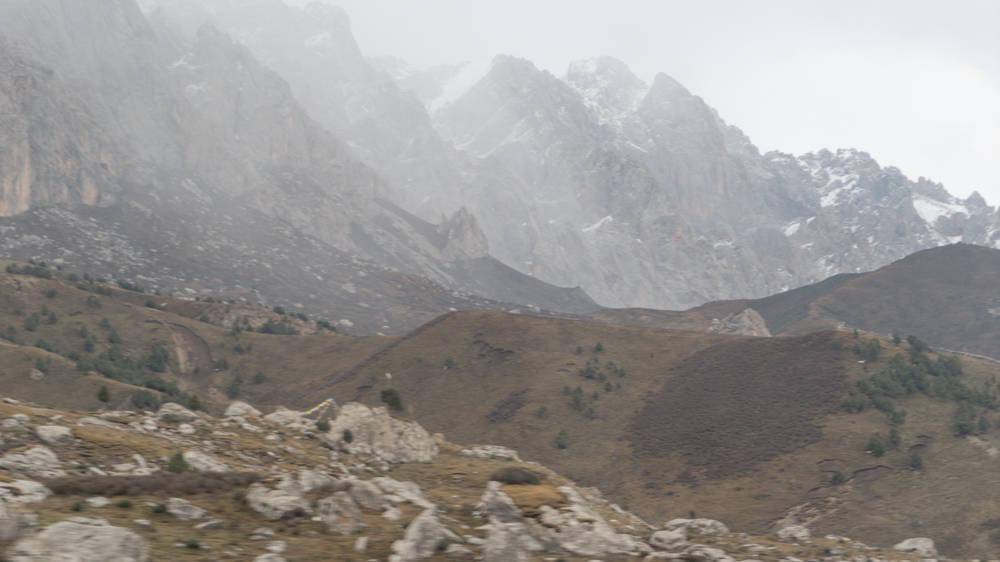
[0,397,943,561]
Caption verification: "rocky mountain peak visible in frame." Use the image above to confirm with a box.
[439,207,490,259]
[564,56,647,126]
[642,72,694,104]
[435,53,593,156]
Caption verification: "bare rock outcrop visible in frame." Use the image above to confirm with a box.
[8,517,148,562]
[244,483,310,521]
[389,509,460,561]
[893,537,937,557]
[0,446,65,478]
[708,308,771,337]
[326,403,438,463]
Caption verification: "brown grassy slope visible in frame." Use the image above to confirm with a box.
[629,332,849,478]
[591,244,1000,360]
[313,311,1000,558]
[0,270,388,412]
[309,309,731,492]
[801,244,1000,356]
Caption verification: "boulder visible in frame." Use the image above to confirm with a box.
[9,517,148,561]
[371,477,433,508]
[546,486,646,557]
[0,446,65,478]
[681,544,736,562]
[0,501,36,541]
[460,445,521,462]
[347,479,386,511]
[244,483,310,521]
[284,470,336,494]
[482,518,543,562]
[316,492,365,535]
[389,509,460,561]
[477,481,522,523]
[650,528,687,551]
[263,407,307,428]
[225,401,262,418]
[326,403,437,463]
[776,524,811,543]
[35,425,73,446]
[156,403,198,423]
[663,518,729,536]
[0,480,51,505]
[165,498,206,521]
[893,537,937,557]
[181,450,229,473]
[86,497,110,508]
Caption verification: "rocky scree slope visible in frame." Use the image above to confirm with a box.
[0,396,939,561]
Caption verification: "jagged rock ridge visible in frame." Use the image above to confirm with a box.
[0,0,597,334]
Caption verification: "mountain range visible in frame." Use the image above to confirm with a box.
[0,0,597,335]
[1,0,995,324]
[141,0,1000,310]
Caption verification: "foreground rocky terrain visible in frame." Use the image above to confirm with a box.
[0,397,939,561]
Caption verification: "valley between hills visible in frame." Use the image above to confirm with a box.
[1,245,999,558]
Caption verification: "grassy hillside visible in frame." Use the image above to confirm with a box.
[315,310,1000,558]
[596,244,1000,360]
[0,261,389,413]
[4,260,1000,556]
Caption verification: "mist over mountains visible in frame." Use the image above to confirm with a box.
[1,0,997,325]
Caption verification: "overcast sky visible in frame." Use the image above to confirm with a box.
[307,0,999,204]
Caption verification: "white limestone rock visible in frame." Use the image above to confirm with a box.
[0,446,65,478]
[225,401,262,418]
[35,425,73,446]
[156,403,198,423]
[9,517,148,561]
[181,450,229,473]
[893,537,937,557]
[326,403,437,464]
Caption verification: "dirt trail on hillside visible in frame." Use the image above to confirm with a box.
[168,323,213,375]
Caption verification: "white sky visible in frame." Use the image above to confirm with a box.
[304,0,1000,204]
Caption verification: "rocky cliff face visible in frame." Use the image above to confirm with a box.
[144,0,468,220]
[0,0,596,330]
[431,55,999,308]
[3,0,996,315]
[0,40,120,217]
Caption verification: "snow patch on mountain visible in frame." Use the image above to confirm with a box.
[430,59,491,112]
[564,57,648,128]
[582,215,614,233]
[912,194,969,225]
